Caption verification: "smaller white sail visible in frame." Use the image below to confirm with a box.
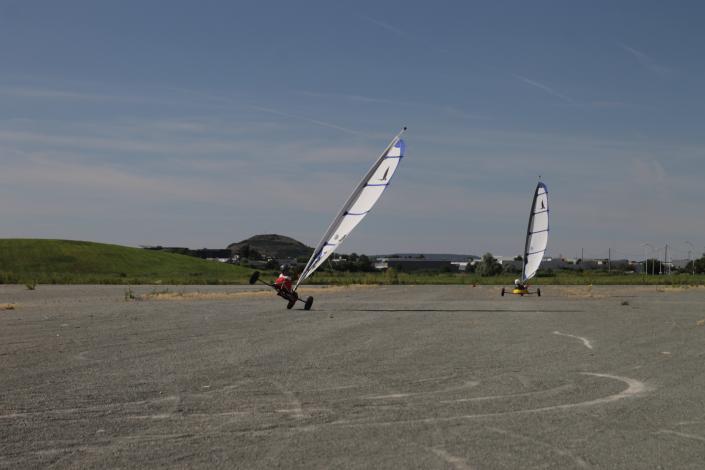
[295,129,406,290]
[521,182,549,282]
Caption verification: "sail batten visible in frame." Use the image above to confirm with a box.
[295,129,407,290]
[521,182,549,283]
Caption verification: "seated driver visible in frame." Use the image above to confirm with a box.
[514,278,525,290]
[274,264,293,293]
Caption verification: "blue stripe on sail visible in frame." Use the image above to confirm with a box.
[366,183,389,187]
[394,139,405,156]
[384,155,403,160]
[533,209,549,215]
[345,210,369,216]
[530,228,549,235]
[310,243,337,266]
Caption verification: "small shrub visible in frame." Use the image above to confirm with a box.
[25,280,37,290]
[621,300,630,306]
[124,287,136,301]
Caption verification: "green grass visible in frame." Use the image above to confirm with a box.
[1,239,703,286]
[0,239,255,285]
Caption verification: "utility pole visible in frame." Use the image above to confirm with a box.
[685,241,695,275]
[687,249,692,275]
[608,248,611,273]
[581,247,584,263]
[665,244,670,275]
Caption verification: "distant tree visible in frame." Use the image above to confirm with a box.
[514,255,523,261]
[465,262,476,274]
[477,252,502,277]
[236,244,263,260]
[503,262,521,274]
[356,254,373,272]
[694,255,705,274]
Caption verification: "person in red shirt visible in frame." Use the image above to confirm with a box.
[274,264,293,294]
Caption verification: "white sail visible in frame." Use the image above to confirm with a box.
[521,182,549,282]
[295,129,406,290]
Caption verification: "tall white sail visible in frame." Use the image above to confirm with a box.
[295,128,406,290]
[521,182,549,282]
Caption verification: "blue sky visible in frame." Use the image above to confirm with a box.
[1,0,704,260]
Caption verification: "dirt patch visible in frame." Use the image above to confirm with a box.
[0,303,16,310]
[555,285,705,299]
[655,285,705,293]
[140,291,270,301]
[138,285,378,301]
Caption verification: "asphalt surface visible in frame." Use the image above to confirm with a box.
[1,284,705,469]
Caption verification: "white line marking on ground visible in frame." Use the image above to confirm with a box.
[366,381,480,400]
[429,447,475,470]
[330,373,650,427]
[488,427,591,469]
[655,429,705,443]
[553,331,593,350]
[440,383,573,404]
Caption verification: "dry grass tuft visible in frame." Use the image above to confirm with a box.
[696,319,705,327]
[0,303,17,311]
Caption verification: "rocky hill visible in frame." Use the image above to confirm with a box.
[228,234,313,260]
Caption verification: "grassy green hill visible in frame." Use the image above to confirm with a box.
[0,239,254,284]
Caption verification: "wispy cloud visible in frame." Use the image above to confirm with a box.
[298,90,489,120]
[514,75,575,104]
[0,85,143,102]
[0,129,241,155]
[359,15,406,37]
[617,42,673,76]
[299,90,408,106]
[246,104,363,135]
[590,100,628,109]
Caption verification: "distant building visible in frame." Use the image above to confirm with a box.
[374,258,454,272]
[375,253,477,272]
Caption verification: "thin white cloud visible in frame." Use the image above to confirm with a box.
[590,100,628,109]
[0,129,241,155]
[246,104,363,135]
[299,90,409,106]
[360,15,406,37]
[617,42,673,76]
[514,75,575,104]
[0,86,145,102]
[298,90,489,120]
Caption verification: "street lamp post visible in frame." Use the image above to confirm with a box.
[685,241,696,275]
[641,243,654,277]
